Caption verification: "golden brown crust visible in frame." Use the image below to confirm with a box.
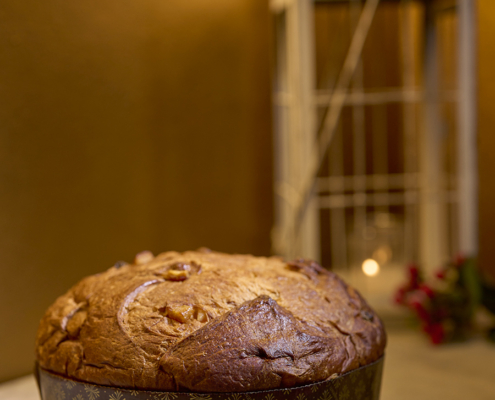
[35,250,386,391]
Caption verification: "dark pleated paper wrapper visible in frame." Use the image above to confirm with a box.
[36,356,384,400]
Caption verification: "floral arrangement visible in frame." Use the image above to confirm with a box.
[394,255,482,344]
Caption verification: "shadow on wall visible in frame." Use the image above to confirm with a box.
[0,0,272,381]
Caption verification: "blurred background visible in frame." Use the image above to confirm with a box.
[272,0,480,320]
[1,0,495,397]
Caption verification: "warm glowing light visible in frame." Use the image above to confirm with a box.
[362,259,380,277]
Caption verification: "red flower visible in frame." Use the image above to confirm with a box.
[419,284,435,299]
[425,323,445,345]
[454,253,466,268]
[435,269,447,280]
[394,287,407,304]
[410,297,431,324]
[408,264,420,284]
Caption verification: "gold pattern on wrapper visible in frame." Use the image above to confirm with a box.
[109,390,126,400]
[84,384,100,400]
[153,393,178,400]
[37,357,384,400]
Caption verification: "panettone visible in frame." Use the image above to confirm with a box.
[36,249,386,392]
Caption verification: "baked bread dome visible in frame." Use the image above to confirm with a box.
[36,249,386,392]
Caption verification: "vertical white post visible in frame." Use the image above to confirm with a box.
[419,2,447,273]
[457,0,478,257]
[273,0,318,260]
[401,0,417,263]
[287,0,319,260]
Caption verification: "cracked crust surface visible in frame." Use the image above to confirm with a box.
[35,250,386,392]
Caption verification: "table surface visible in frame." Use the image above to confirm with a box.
[2,328,495,400]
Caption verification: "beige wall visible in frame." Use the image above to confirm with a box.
[0,0,272,381]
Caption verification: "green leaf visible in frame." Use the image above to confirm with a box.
[459,257,482,314]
